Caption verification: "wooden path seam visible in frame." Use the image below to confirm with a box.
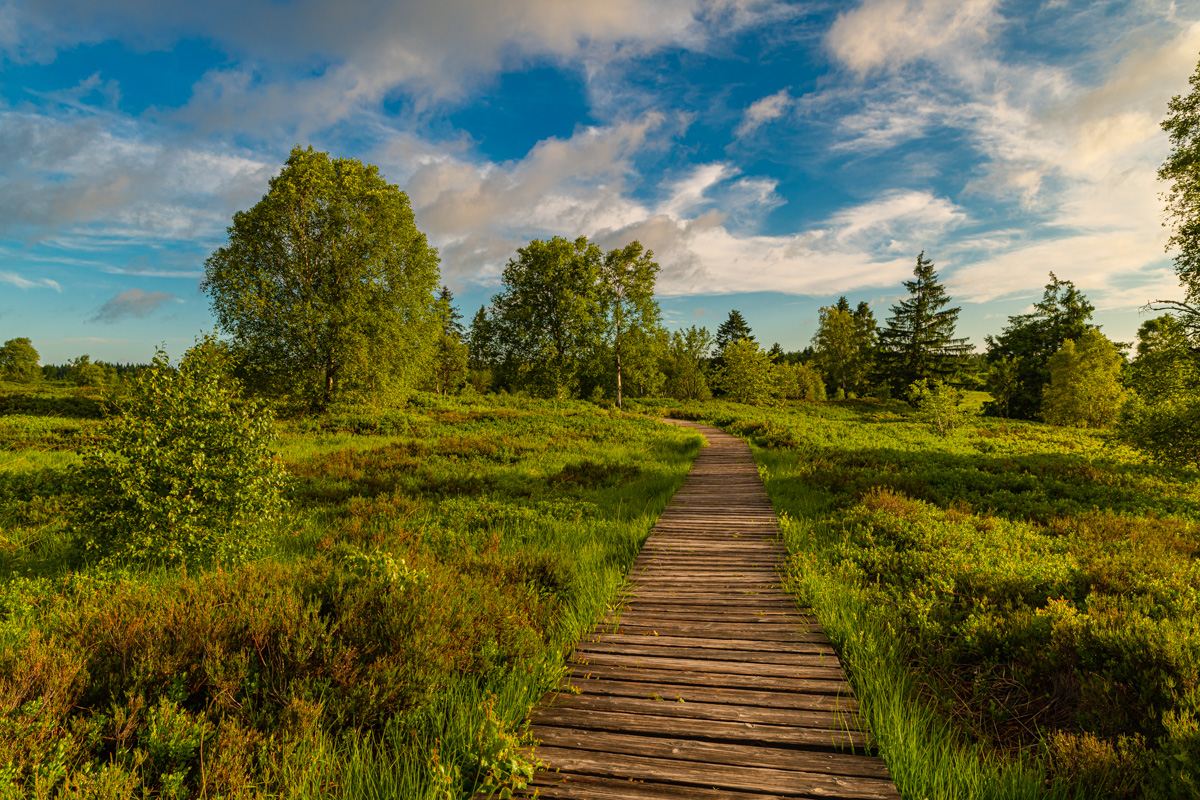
[510,420,900,800]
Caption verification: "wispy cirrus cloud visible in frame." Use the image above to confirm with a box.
[0,270,61,291]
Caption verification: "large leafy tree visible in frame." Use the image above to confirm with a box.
[490,236,602,398]
[1159,57,1200,330]
[597,241,663,408]
[663,325,714,400]
[983,273,1094,419]
[202,145,441,410]
[812,297,876,398]
[876,252,971,392]
[0,337,40,383]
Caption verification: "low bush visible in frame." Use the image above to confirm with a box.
[72,337,287,568]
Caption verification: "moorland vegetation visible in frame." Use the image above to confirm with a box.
[5,53,1200,800]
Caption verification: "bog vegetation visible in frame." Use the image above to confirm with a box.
[5,55,1200,799]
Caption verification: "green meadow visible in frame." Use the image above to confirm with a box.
[0,381,699,798]
[3,382,1199,799]
[632,395,1200,799]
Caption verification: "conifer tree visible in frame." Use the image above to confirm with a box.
[431,286,468,394]
[715,310,754,356]
[876,252,970,393]
[983,273,1094,419]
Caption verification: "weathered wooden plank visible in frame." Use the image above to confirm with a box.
[575,641,836,667]
[571,651,847,681]
[533,726,886,777]
[543,694,867,737]
[529,773,790,800]
[576,632,838,656]
[566,662,850,694]
[532,747,901,799]
[556,678,859,712]
[531,708,872,750]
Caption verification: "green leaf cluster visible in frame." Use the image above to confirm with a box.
[1117,315,1200,467]
[484,236,666,402]
[662,325,714,400]
[812,297,876,398]
[73,335,288,568]
[1042,329,1127,428]
[907,378,967,436]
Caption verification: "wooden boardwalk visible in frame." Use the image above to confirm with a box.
[520,421,900,799]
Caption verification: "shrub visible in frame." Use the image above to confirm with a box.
[907,378,965,436]
[771,361,826,401]
[73,335,287,568]
[715,338,773,405]
[1042,330,1127,428]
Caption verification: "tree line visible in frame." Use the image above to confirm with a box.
[6,114,1200,470]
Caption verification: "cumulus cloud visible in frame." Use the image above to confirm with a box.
[8,0,787,134]
[808,0,1199,314]
[0,106,274,247]
[90,288,181,323]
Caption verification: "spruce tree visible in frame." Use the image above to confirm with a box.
[876,252,971,393]
[715,310,754,355]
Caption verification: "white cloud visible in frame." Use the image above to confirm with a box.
[826,0,1001,75]
[0,271,61,291]
[0,106,273,247]
[736,88,793,137]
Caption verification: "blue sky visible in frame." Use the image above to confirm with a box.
[2,0,1198,363]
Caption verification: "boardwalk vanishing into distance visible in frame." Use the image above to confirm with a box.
[519,421,900,800]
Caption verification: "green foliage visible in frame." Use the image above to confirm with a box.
[72,336,288,568]
[490,236,603,397]
[715,337,773,404]
[1042,329,1127,428]
[877,252,972,392]
[203,145,442,410]
[67,354,118,387]
[907,378,966,436]
[812,297,875,397]
[984,273,1096,419]
[771,360,826,401]
[1117,316,1200,467]
[596,241,664,408]
[0,338,39,384]
[1128,315,1199,404]
[662,325,713,400]
[430,287,469,395]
